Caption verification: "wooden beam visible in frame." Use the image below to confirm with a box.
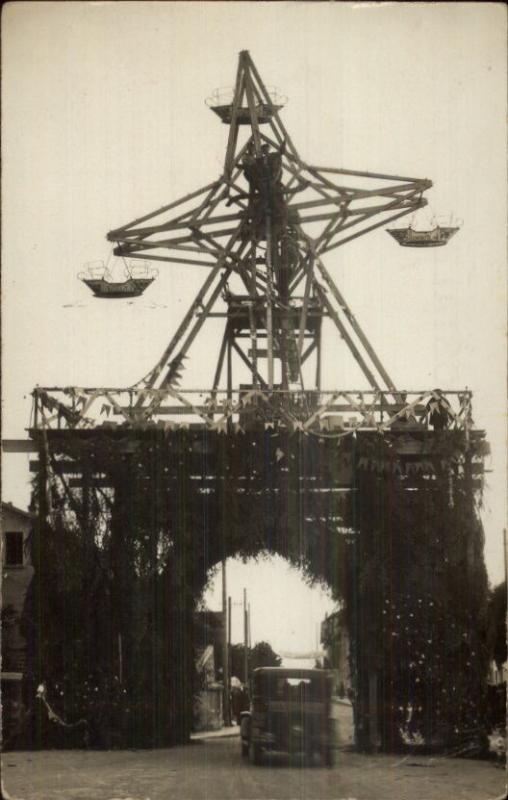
[107,181,218,238]
[139,257,230,392]
[247,299,259,387]
[114,251,217,268]
[189,180,229,225]
[243,69,262,155]
[317,259,396,392]
[159,267,234,391]
[231,341,268,389]
[297,251,315,360]
[120,208,245,234]
[315,321,322,390]
[212,327,229,398]
[140,232,249,400]
[224,57,246,177]
[111,402,431,416]
[289,196,347,213]
[2,439,38,453]
[227,324,233,406]
[297,194,419,229]
[320,202,425,255]
[246,52,300,160]
[308,166,432,186]
[265,215,275,390]
[301,340,317,364]
[115,227,242,252]
[199,151,250,223]
[314,284,381,391]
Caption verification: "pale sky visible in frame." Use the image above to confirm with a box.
[203,555,336,661]
[2,2,506,655]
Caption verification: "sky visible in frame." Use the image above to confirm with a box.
[203,555,335,663]
[2,2,506,656]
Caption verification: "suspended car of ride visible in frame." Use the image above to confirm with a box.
[387,213,460,248]
[79,259,158,298]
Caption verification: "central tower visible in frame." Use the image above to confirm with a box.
[105,51,431,425]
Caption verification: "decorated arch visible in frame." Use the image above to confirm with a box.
[21,421,489,752]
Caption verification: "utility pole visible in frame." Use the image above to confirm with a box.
[228,595,232,667]
[222,560,231,726]
[503,529,507,683]
[243,588,248,685]
[118,633,123,684]
[503,529,507,586]
[248,602,252,649]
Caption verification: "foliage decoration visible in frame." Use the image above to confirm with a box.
[19,426,489,752]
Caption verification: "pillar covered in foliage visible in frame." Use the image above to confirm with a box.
[345,430,490,752]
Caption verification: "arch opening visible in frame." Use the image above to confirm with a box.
[203,553,337,667]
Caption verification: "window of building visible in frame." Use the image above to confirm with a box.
[4,531,24,566]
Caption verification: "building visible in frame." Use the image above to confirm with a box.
[1,502,35,743]
[321,608,352,697]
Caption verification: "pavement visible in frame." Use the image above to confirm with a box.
[1,705,505,800]
[191,725,241,741]
[2,738,506,800]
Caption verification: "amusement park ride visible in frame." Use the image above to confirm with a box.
[35,50,468,435]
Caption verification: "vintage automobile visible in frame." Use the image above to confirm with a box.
[240,667,334,766]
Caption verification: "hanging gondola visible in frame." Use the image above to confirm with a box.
[386,224,459,248]
[79,259,158,298]
[205,86,286,125]
[386,214,460,248]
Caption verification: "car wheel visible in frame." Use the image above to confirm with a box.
[249,741,262,765]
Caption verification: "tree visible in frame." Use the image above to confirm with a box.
[230,641,281,681]
[250,641,282,670]
[485,582,507,731]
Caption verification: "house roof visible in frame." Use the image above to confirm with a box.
[1,501,35,521]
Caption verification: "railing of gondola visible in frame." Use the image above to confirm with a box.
[205,86,287,109]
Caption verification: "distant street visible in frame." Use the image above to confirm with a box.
[2,724,505,800]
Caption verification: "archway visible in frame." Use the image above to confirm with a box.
[22,424,490,753]
[203,553,336,667]
[199,553,339,732]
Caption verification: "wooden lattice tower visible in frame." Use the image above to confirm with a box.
[105,50,430,412]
